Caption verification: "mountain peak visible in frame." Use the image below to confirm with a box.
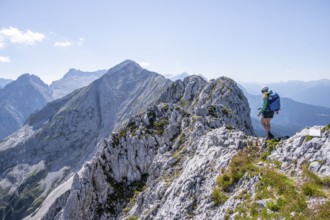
[59,68,107,80]
[106,60,142,75]
[15,73,47,86]
[119,59,141,67]
[17,73,35,81]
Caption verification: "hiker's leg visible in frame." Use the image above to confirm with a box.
[261,118,269,131]
[266,118,271,132]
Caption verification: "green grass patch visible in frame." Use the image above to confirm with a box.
[302,182,325,197]
[253,169,308,218]
[212,187,228,206]
[304,200,330,219]
[260,151,271,161]
[213,138,330,219]
[322,123,330,133]
[265,139,280,152]
[303,165,329,186]
[213,144,261,208]
[305,135,313,142]
[216,148,260,192]
[266,199,281,212]
[153,118,169,135]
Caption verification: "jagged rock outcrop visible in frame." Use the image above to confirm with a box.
[270,126,330,177]
[50,69,107,100]
[0,74,53,140]
[39,76,256,219]
[40,76,330,220]
[0,60,171,220]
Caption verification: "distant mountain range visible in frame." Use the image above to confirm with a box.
[164,72,190,81]
[50,68,107,99]
[241,79,330,108]
[0,78,13,88]
[0,69,107,140]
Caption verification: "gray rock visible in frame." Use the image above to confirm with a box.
[41,76,255,220]
[0,60,171,220]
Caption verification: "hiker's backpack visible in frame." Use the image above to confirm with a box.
[268,92,280,111]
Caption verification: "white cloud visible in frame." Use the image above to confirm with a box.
[0,27,45,45]
[0,56,11,63]
[78,38,84,46]
[54,41,72,47]
[139,62,151,68]
[0,41,4,49]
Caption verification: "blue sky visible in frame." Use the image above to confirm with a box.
[0,0,329,84]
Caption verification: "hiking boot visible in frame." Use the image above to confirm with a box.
[266,132,274,140]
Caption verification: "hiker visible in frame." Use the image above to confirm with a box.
[258,86,278,139]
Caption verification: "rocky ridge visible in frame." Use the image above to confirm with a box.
[40,77,330,219]
[38,76,257,219]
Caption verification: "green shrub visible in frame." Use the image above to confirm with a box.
[225,125,234,130]
[162,104,169,111]
[120,130,127,138]
[222,107,229,116]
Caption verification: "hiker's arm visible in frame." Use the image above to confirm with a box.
[258,97,268,115]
